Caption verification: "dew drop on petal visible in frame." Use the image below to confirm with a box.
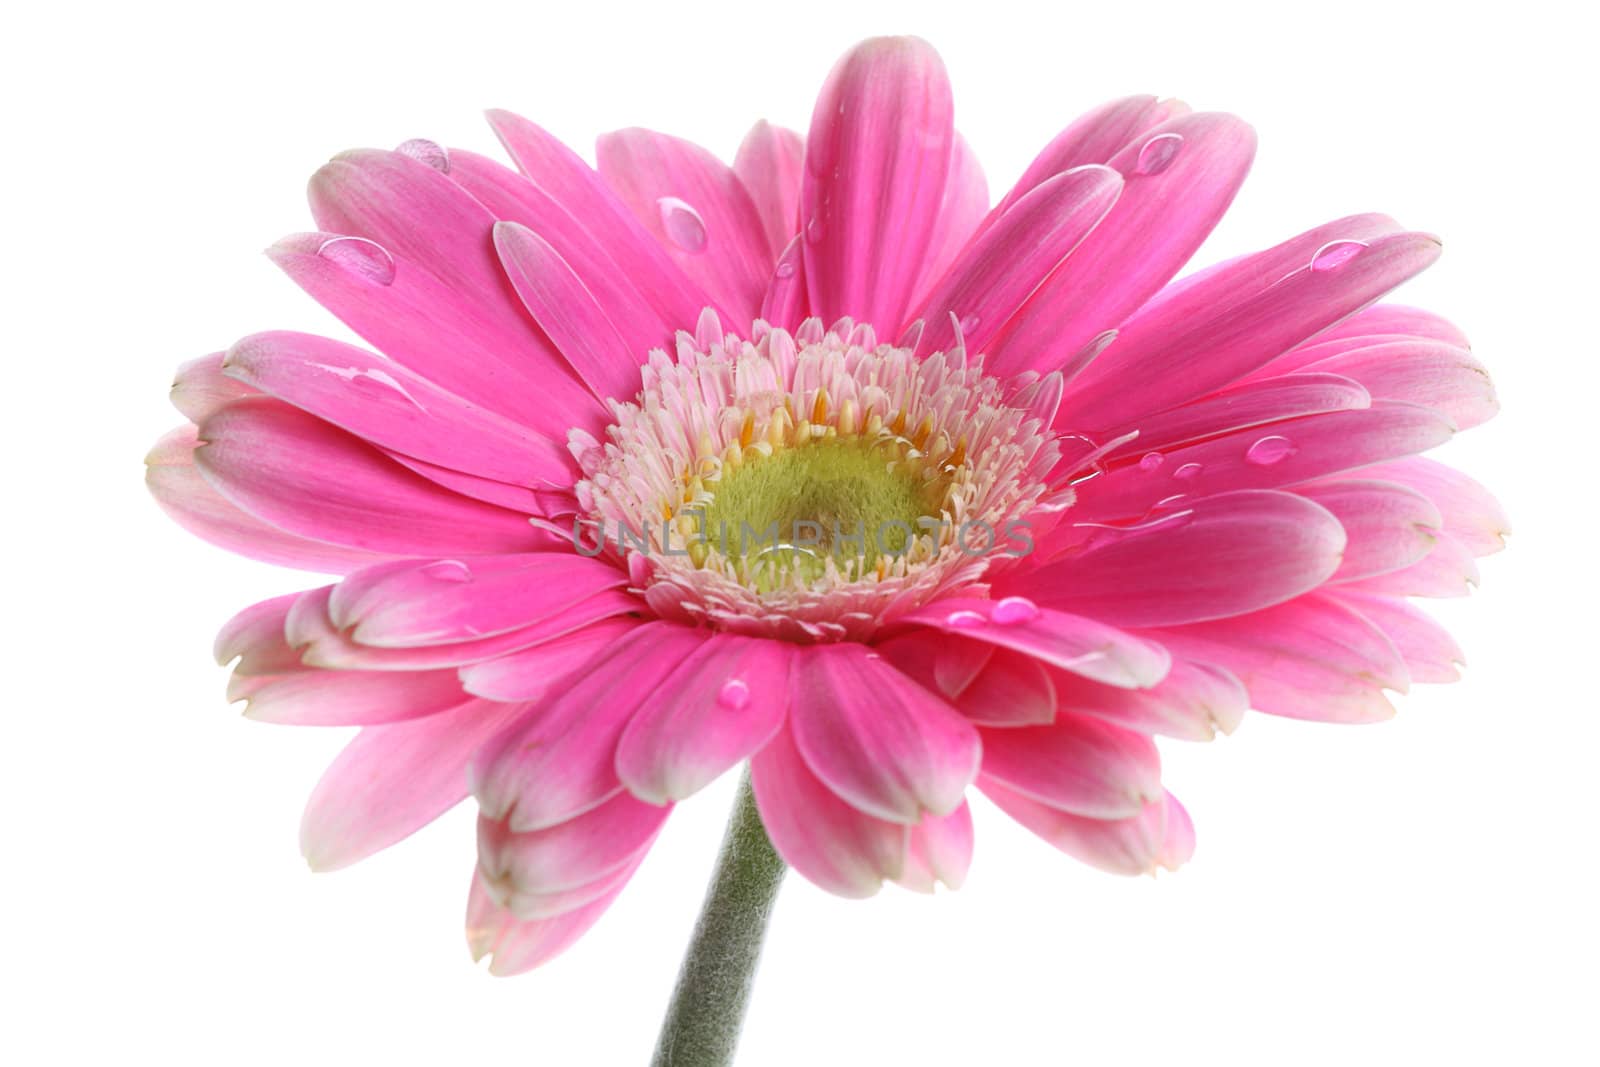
[656,197,708,253]
[991,596,1039,625]
[1310,239,1368,272]
[1135,133,1184,176]
[1173,462,1203,480]
[396,138,451,173]
[774,256,797,278]
[1245,434,1297,465]
[718,678,751,710]
[1139,451,1165,472]
[959,313,982,335]
[315,236,396,286]
[946,609,987,629]
[422,559,472,582]
[805,215,825,244]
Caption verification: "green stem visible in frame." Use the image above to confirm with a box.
[650,770,786,1067]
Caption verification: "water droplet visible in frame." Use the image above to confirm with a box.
[1173,462,1203,480]
[396,138,450,173]
[774,257,796,278]
[1245,435,1297,465]
[1310,239,1368,272]
[991,596,1039,625]
[805,215,825,244]
[1135,133,1184,176]
[1139,451,1165,472]
[958,312,982,335]
[315,236,395,286]
[656,197,708,253]
[422,560,471,582]
[718,678,751,710]
[946,609,987,629]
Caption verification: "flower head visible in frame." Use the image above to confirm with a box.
[149,35,1504,975]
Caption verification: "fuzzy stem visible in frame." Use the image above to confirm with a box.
[650,770,785,1067]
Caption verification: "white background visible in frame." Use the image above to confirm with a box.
[4,1,1594,1063]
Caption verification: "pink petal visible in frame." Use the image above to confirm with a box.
[301,698,531,870]
[1299,340,1498,430]
[982,778,1191,875]
[1026,490,1346,627]
[895,802,974,893]
[899,599,1171,689]
[490,222,642,405]
[800,36,955,329]
[1050,658,1249,741]
[235,667,467,726]
[912,164,1123,355]
[477,791,668,908]
[485,109,716,328]
[909,133,990,305]
[458,618,638,701]
[875,630,995,700]
[171,352,256,422]
[1054,218,1438,430]
[221,330,572,487]
[194,398,550,556]
[304,150,602,433]
[734,120,805,256]
[472,623,710,832]
[596,127,773,322]
[466,860,639,975]
[1071,401,1456,522]
[1342,532,1480,598]
[381,450,557,514]
[615,634,793,804]
[952,650,1057,727]
[1345,457,1508,557]
[146,426,392,574]
[750,723,908,897]
[787,644,980,823]
[1298,479,1444,582]
[1327,590,1464,683]
[978,713,1162,819]
[215,591,307,675]
[1298,302,1470,352]
[1146,593,1409,723]
[989,112,1257,377]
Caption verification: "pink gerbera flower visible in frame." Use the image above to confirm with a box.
[147,33,1503,1061]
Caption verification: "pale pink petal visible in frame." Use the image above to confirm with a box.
[1327,590,1465,683]
[1051,659,1248,741]
[1299,340,1498,430]
[300,698,531,871]
[952,650,1057,727]
[236,667,467,726]
[491,222,643,404]
[749,723,907,898]
[978,713,1162,819]
[1343,532,1480,598]
[472,623,710,832]
[215,591,306,675]
[171,352,255,422]
[221,330,573,486]
[912,165,1123,355]
[458,619,638,701]
[734,120,805,256]
[1024,490,1346,627]
[193,398,550,556]
[894,802,974,892]
[982,778,1190,875]
[477,792,669,907]
[899,599,1171,689]
[1298,479,1444,582]
[466,860,640,976]
[800,36,955,329]
[1070,401,1456,522]
[146,427,393,575]
[989,112,1257,377]
[787,644,980,822]
[1146,593,1409,723]
[1346,457,1509,557]
[1298,302,1470,351]
[615,634,793,804]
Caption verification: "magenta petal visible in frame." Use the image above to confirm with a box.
[734,120,805,256]
[477,792,668,906]
[953,650,1058,727]
[983,778,1190,876]
[912,164,1123,354]
[979,713,1162,819]
[1051,658,1248,741]
[194,398,549,556]
[1299,479,1444,583]
[800,36,955,329]
[596,127,773,322]
[615,635,793,804]
[787,644,980,823]
[472,623,709,832]
[300,698,531,871]
[222,330,573,487]
[898,600,1171,689]
[909,133,991,306]
[875,630,995,700]
[1024,490,1347,627]
[459,619,637,702]
[894,801,974,892]
[750,723,907,897]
